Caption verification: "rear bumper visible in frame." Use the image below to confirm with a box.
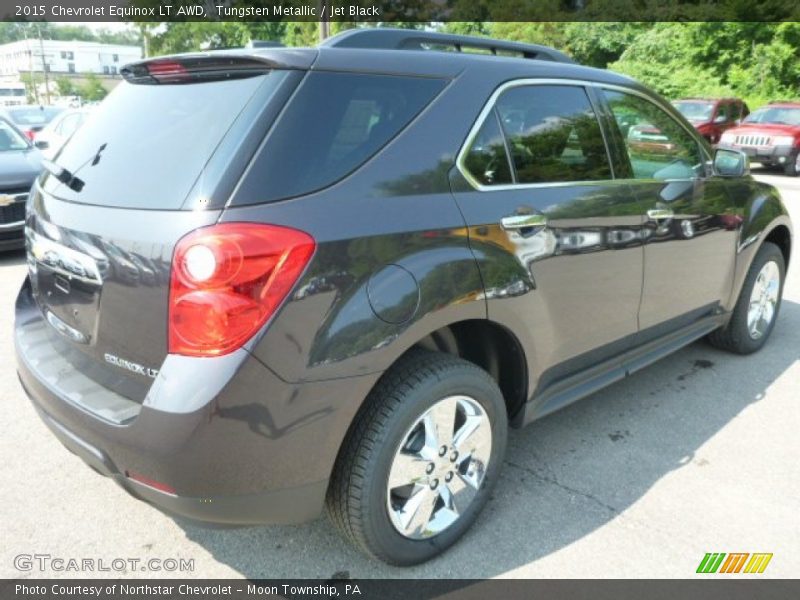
[26,398,327,525]
[15,277,381,525]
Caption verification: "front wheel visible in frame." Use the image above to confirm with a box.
[709,241,785,354]
[326,350,507,565]
[784,152,800,177]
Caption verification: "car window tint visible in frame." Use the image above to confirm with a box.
[462,109,513,186]
[716,103,730,121]
[494,85,612,184]
[236,72,445,203]
[44,73,275,209]
[604,90,704,181]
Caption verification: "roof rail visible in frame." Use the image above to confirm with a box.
[320,28,575,64]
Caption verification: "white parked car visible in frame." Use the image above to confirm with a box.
[34,108,92,159]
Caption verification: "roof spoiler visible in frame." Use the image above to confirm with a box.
[121,50,315,84]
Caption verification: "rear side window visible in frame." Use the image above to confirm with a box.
[461,84,612,187]
[497,86,612,184]
[715,102,731,121]
[43,72,280,209]
[234,72,445,204]
[462,110,513,186]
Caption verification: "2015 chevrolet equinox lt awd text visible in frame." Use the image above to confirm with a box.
[15,29,792,565]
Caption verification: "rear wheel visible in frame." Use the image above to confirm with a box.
[326,350,507,565]
[709,242,785,354]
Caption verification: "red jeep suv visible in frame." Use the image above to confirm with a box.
[672,98,749,144]
[717,101,800,176]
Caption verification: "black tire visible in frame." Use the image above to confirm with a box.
[708,242,785,354]
[326,350,507,565]
[784,153,800,177]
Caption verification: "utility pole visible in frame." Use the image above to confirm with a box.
[318,0,330,42]
[22,28,39,104]
[35,25,50,105]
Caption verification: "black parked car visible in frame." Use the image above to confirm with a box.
[0,116,41,250]
[15,29,792,565]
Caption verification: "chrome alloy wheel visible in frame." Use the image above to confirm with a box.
[747,260,781,340]
[386,395,492,540]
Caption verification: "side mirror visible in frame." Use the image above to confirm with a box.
[34,140,49,150]
[713,148,749,178]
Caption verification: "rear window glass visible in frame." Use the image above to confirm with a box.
[233,72,445,204]
[43,73,277,209]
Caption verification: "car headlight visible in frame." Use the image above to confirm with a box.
[772,135,795,146]
[720,132,736,144]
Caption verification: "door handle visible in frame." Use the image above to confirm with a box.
[500,214,548,230]
[647,208,674,222]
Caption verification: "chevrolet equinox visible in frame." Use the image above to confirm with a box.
[15,29,792,565]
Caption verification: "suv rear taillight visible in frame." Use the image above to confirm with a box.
[169,223,315,357]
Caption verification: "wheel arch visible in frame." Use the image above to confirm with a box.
[763,223,792,269]
[409,319,529,423]
[331,318,528,466]
[727,181,792,312]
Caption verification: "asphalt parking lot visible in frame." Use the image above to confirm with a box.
[1,169,798,579]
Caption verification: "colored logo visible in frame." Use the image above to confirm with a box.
[697,552,773,574]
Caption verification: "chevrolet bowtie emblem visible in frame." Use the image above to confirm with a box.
[0,194,18,207]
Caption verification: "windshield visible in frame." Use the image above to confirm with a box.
[673,101,714,121]
[44,72,281,209]
[744,106,800,126]
[0,118,30,151]
[8,106,62,126]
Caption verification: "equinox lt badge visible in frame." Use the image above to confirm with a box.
[104,353,159,379]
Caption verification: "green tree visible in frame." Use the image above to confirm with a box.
[54,76,76,97]
[609,22,800,106]
[78,74,107,102]
[20,72,42,104]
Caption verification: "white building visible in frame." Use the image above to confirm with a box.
[0,39,142,79]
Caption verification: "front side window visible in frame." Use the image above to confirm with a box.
[604,90,704,181]
[462,84,612,187]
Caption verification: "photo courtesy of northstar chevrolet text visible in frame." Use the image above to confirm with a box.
[1,0,799,594]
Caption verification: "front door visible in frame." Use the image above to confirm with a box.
[600,88,737,332]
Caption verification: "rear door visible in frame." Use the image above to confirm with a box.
[450,82,646,389]
[599,87,737,332]
[24,59,304,405]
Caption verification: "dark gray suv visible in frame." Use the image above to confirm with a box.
[15,29,792,565]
